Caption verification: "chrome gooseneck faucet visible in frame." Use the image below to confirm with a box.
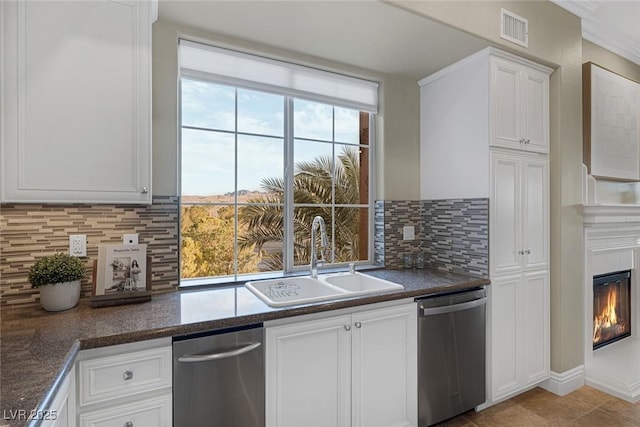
[310,216,328,279]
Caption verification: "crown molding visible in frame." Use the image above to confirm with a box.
[552,0,603,17]
[582,18,640,66]
[551,0,640,66]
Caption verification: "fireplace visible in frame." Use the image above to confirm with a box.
[593,270,631,350]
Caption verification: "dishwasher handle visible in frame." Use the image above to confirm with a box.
[178,341,261,363]
[420,297,486,316]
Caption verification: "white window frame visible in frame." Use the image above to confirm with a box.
[179,51,377,286]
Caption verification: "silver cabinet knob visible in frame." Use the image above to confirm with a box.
[344,325,351,331]
[141,187,148,194]
[123,370,133,381]
[525,249,531,254]
[355,322,362,329]
[518,250,524,255]
[124,422,133,427]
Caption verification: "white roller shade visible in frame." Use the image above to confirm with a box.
[179,39,379,113]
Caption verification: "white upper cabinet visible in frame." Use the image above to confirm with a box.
[419,48,551,200]
[1,0,153,204]
[491,56,549,153]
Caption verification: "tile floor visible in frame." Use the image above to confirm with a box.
[436,386,640,426]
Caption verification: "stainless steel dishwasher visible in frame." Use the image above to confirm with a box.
[417,287,486,426]
[173,324,264,427]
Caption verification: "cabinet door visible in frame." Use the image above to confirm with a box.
[522,159,549,270]
[351,304,417,427]
[490,58,521,150]
[521,270,550,386]
[490,152,522,275]
[491,58,549,154]
[488,274,521,400]
[1,0,151,203]
[266,315,352,427]
[522,68,549,153]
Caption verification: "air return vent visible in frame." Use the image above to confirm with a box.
[500,8,528,48]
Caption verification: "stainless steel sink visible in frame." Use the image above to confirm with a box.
[245,272,404,308]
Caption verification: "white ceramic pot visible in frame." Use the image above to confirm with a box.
[38,280,81,312]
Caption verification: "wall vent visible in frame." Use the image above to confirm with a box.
[500,8,528,48]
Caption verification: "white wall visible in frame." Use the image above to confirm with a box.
[151,20,420,200]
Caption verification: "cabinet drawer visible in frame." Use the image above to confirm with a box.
[79,346,171,407]
[78,394,172,427]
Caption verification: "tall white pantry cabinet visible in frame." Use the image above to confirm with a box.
[0,0,153,204]
[419,47,552,407]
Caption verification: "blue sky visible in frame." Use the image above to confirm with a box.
[181,79,363,196]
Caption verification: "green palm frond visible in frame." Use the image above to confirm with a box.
[239,145,365,268]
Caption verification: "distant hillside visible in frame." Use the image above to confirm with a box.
[181,191,271,204]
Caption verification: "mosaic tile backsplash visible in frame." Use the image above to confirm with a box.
[0,196,179,308]
[2,196,486,308]
[375,199,488,277]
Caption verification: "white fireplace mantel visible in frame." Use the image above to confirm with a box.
[582,205,640,402]
[583,204,640,225]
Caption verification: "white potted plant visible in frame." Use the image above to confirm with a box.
[29,253,86,311]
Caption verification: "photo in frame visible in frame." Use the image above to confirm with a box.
[95,244,148,296]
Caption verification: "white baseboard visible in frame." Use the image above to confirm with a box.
[540,366,585,396]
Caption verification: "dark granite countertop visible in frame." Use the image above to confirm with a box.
[0,268,488,426]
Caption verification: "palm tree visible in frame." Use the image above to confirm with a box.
[239,146,365,271]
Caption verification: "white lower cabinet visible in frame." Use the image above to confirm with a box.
[75,339,172,427]
[41,367,76,427]
[488,270,549,402]
[266,302,417,427]
[78,395,172,427]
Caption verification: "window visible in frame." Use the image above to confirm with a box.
[179,42,377,283]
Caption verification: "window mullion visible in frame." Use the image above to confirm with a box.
[284,97,295,272]
[233,87,239,280]
[331,107,336,264]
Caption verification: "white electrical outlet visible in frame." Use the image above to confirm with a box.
[123,233,139,245]
[402,226,415,241]
[69,235,87,257]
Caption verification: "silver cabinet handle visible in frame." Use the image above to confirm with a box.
[178,342,261,363]
[141,187,148,194]
[124,422,133,427]
[518,250,524,255]
[525,249,531,254]
[344,325,351,331]
[355,322,362,329]
[123,370,133,381]
[526,139,530,144]
[519,138,524,144]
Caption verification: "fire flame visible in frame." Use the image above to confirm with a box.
[593,287,619,344]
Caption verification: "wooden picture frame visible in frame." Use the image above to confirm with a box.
[583,62,640,182]
[90,255,152,307]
